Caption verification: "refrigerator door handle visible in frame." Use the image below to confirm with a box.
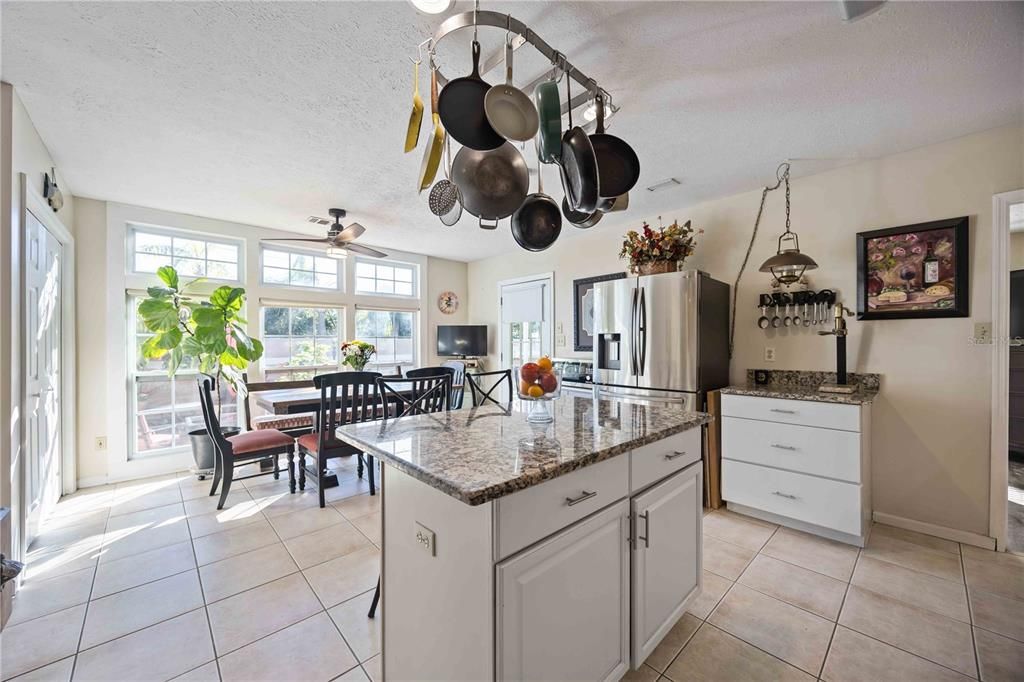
[630,286,639,376]
[638,286,647,376]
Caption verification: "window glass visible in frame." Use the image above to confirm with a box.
[261,247,339,290]
[355,309,416,374]
[260,306,342,381]
[130,227,240,281]
[353,258,418,297]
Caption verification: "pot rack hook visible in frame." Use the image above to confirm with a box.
[409,39,425,65]
[473,0,480,42]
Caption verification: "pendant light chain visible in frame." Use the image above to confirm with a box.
[784,165,791,234]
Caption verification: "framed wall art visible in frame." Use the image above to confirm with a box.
[856,216,969,320]
[573,272,627,351]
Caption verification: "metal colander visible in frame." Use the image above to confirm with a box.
[428,179,460,216]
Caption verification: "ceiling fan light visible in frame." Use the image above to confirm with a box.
[326,246,348,260]
[408,0,452,14]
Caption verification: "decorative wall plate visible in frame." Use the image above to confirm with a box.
[438,291,459,314]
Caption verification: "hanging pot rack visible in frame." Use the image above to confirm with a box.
[424,10,611,116]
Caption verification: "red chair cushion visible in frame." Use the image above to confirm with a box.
[227,429,293,455]
[297,432,360,455]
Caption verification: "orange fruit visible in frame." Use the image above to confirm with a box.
[519,380,532,395]
[537,356,553,373]
[527,384,544,398]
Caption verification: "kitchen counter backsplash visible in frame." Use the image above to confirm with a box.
[745,369,881,391]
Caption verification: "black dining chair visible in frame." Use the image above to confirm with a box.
[296,371,383,508]
[197,375,296,510]
[467,369,514,407]
[441,361,467,409]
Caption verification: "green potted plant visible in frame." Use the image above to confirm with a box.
[619,218,701,276]
[137,266,264,472]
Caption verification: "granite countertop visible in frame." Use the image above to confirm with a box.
[335,394,711,506]
[720,369,881,405]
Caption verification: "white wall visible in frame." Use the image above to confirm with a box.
[468,124,1023,539]
[74,200,469,485]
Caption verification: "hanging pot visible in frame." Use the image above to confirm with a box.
[484,34,539,143]
[535,67,562,164]
[561,196,602,229]
[589,93,640,197]
[437,40,505,152]
[558,74,599,213]
[452,142,529,229]
[511,146,561,251]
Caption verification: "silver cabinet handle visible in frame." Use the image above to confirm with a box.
[664,450,687,460]
[770,408,797,414]
[565,490,597,506]
[771,491,799,500]
[770,444,798,451]
[637,510,650,548]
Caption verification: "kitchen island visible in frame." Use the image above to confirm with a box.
[336,394,711,681]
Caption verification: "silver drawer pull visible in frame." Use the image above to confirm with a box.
[565,490,597,506]
[770,444,798,451]
[770,408,797,414]
[664,450,688,460]
[771,491,799,500]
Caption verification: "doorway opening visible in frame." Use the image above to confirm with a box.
[498,273,554,379]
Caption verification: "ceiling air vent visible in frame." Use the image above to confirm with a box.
[307,215,332,226]
[646,178,682,193]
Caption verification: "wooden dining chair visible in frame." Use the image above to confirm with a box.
[197,375,296,510]
[441,361,467,409]
[296,371,383,508]
[467,369,514,407]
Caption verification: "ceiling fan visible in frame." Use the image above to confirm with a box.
[262,208,388,259]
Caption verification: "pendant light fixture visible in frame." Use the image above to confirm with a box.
[758,162,818,286]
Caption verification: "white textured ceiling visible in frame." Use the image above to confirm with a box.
[3,1,1022,261]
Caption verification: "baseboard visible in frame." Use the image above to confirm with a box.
[727,502,868,547]
[872,511,996,550]
[76,475,110,489]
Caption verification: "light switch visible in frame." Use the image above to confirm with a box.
[973,322,992,345]
[415,522,436,557]
[556,321,564,334]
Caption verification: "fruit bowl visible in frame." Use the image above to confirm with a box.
[518,357,560,422]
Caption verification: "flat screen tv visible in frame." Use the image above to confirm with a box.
[437,325,487,357]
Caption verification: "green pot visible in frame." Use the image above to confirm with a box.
[535,79,562,164]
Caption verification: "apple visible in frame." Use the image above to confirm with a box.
[521,363,540,383]
[540,373,558,393]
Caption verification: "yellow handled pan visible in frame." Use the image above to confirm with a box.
[404,61,423,153]
[418,66,445,192]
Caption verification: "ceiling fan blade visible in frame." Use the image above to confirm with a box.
[261,237,332,243]
[334,222,366,243]
[343,242,389,259]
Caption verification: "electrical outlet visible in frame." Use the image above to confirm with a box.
[414,522,436,557]
[556,334,566,347]
[764,347,777,362]
[974,322,992,345]
[95,436,107,451]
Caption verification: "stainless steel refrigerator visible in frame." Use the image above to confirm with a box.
[591,270,730,411]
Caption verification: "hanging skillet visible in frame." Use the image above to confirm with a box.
[483,30,539,143]
[511,143,561,251]
[558,73,599,213]
[437,34,504,152]
[589,93,640,197]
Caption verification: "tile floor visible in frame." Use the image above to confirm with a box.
[2,458,381,682]
[4,464,1023,682]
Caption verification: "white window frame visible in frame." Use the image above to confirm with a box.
[127,223,243,283]
[259,244,343,292]
[353,257,419,299]
[353,306,419,374]
[259,303,346,380]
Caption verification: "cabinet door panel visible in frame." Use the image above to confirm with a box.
[632,462,702,667]
[497,500,630,682]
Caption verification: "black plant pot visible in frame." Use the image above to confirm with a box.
[188,428,239,479]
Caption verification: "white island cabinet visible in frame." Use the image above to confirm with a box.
[336,395,710,681]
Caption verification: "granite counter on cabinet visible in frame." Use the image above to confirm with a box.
[720,368,881,406]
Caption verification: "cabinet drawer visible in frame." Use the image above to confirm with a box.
[721,394,861,432]
[722,417,861,483]
[722,460,862,536]
[630,428,702,493]
[495,455,629,560]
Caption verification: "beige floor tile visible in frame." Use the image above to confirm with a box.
[870,523,960,555]
[39,508,109,532]
[852,554,970,622]
[267,505,344,541]
[303,545,379,608]
[644,613,702,672]
[73,609,214,681]
[191,518,279,566]
[332,493,380,522]
[284,519,373,570]
[251,489,321,518]
[92,540,196,598]
[709,583,833,675]
[103,502,187,533]
[738,554,847,620]
[687,571,733,620]
[0,605,86,680]
[182,490,252,517]
[218,612,356,682]
[838,585,976,677]
[24,545,99,582]
[862,533,963,582]
[199,542,298,603]
[334,666,369,681]
[27,519,106,556]
[81,570,204,649]
[970,589,1024,642]
[702,535,756,581]
[962,547,1024,601]
[363,655,381,682]
[975,626,1024,682]
[704,510,777,551]
[206,572,322,654]
[328,591,381,662]
[351,512,381,546]
[7,566,94,625]
[621,664,660,681]
[240,474,293,494]
[760,528,859,581]
[108,487,183,516]
[6,655,75,682]
[186,503,264,539]
[664,623,814,682]
[323,476,374,504]
[168,661,221,682]
[99,518,192,562]
[821,625,972,682]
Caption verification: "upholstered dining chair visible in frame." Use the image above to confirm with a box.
[297,371,383,508]
[197,375,295,510]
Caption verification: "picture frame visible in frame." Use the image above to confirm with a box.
[573,272,627,351]
[856,216,969,320]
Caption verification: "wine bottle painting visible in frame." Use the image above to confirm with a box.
[857,217,969,320]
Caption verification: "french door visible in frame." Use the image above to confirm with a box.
[500,275,554,374]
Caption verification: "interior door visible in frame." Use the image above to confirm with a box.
[23,211,63,549]
[500,277,552,374]
[592,276,637,388]
[631,462,702,668]
[635,271,698,392]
